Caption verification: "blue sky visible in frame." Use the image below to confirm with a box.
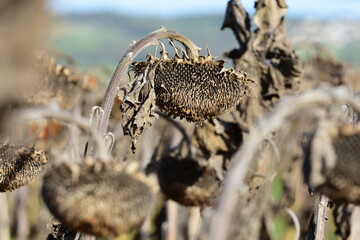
[48,0,360,19]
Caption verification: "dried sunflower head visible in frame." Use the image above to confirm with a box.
[24,52,85,109]
[303,124,360,204]
[157,156,221,207]
[0,143,48,192]
[41,160,154,237]
[131,53,251,122]
[119,46,251,150]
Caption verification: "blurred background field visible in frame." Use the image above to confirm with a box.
[1,1,360,240]
[46,1,360,72]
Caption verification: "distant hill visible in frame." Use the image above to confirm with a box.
[48,13,238,70]
[48,13,360,71]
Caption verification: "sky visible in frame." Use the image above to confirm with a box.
[48,0,360,19]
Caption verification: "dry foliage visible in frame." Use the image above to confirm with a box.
[1,1,360,240]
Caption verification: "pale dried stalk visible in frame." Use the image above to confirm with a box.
[263,137,280,182]
[80,234,96,240]
[348,206,360,240]
[313,194,330,240]
[285,208,300,240]
[0,194,10,240]
[15,187,29,240]
[88,27,201,156]
[166,200,178,240]
[209,85,360,240]
[17,105,109,161]
[188,207,201,240]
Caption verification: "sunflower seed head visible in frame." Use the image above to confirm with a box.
[0,144,47,192]
[41,160,154,237]
[131,54,251,122]
[303,124,360,204]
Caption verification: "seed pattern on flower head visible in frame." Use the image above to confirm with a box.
[0,144,47,192]
[131,54,251,122]
[303,125,360,204]
[41,161,154,237]
[119,41,252,150]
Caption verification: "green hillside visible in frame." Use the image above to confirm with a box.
[48,13,360,72]
[48,13,238,71]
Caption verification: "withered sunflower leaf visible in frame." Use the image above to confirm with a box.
[118,64,158,151]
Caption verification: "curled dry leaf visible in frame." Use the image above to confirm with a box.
[222,0,302,118]
[157,156,221,207]
[193,119,243,156]
[118,59,159,151]
[193,119,244,179]
[253,0,288,32]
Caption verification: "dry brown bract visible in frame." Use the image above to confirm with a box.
[0,143,48,192]
[41,160,154,237]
